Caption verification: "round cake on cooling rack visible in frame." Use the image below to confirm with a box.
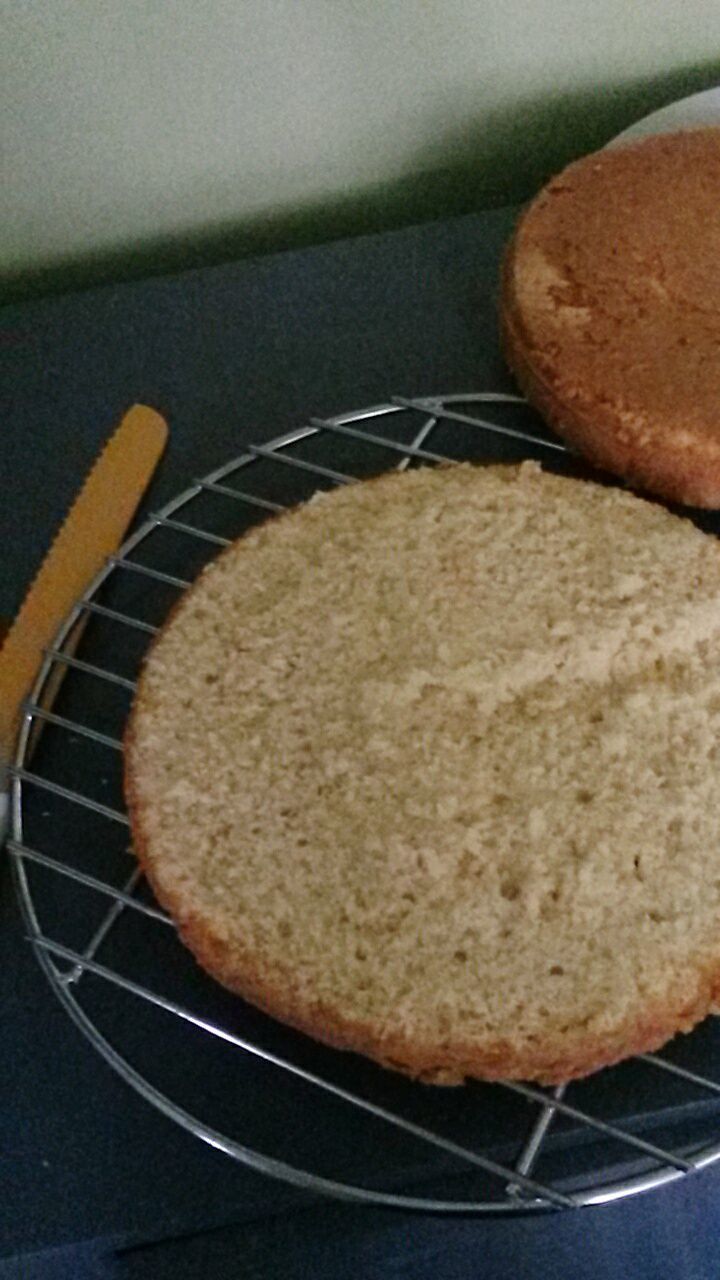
[501,128,720,508]
[125,462,720,1085]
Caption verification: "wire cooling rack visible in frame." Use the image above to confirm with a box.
[10,393,720,1213]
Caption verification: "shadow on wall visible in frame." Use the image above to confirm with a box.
[2,58,719,306]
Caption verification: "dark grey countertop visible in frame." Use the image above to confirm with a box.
[0,208,517,619]
[3,206,720,1279]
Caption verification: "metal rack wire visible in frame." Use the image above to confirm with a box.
[10,393,720,1213]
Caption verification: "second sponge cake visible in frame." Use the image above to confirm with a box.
[501,128,720,507]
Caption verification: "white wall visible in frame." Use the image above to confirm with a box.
[2,0,719,273]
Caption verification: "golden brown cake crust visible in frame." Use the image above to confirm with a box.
[501,128,720,507]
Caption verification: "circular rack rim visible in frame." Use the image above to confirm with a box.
[10,392,720,1213]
